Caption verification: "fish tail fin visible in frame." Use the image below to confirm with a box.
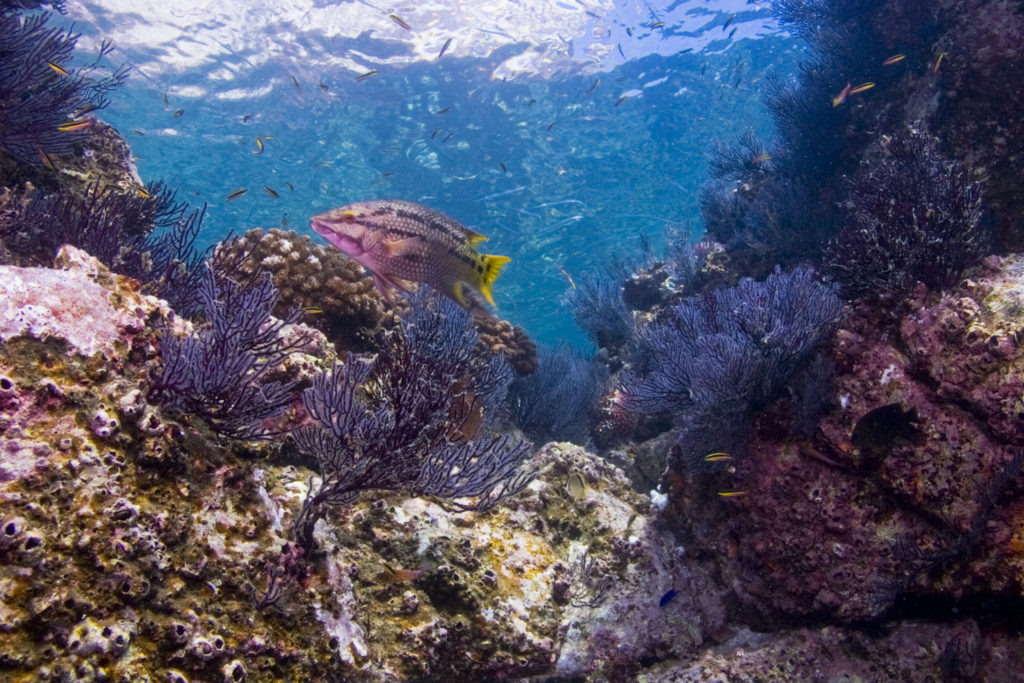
[478,254,511,307]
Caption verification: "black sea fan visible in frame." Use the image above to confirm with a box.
[826,130,990,300]
[0,1,66,12]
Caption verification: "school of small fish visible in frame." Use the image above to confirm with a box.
[99,7,947,320]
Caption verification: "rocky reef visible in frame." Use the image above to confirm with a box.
[3,0,1024,679]
[5,243,1024,679]
[0,248,725,680]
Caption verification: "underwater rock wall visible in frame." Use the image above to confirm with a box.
[655,255,1024,630]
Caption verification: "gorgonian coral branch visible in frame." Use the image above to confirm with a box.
[291,289,531,549]
[0,10,128,165]
[148,269,306,440]
[560,267,634,350]
[620,265,842,467]
[509,344,607,446]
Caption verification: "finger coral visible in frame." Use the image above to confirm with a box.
[213,228,386,354]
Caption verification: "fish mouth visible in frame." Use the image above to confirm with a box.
[311,216,365,256]
[311,208,357,236]
[310,216,333,236]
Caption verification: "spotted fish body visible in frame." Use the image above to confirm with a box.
[310,199,510,309]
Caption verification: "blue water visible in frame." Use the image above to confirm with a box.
[57,0,803,346]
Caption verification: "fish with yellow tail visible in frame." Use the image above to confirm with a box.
[311,199,511,309]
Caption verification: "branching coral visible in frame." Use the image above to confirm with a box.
[508,344,607,446]
[0,5,128,167]
[620,265,842,467]
[147,269,308,440]
[826,130,990,300]
[291,289,532,549]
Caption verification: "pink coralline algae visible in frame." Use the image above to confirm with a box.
[0,245,175,358]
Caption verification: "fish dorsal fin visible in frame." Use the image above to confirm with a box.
[381,236,422,257]
[463,227,489,246]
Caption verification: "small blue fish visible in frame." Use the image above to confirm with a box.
[659,589,677,607]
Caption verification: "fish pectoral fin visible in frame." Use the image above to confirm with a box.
[381,236,423,257]
[463,228,489,246]
[452,281,468,307]
[372,271,416,300]
[371,272,395,303]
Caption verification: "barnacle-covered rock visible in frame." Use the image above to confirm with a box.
[0,254,725,679]
[639,620,1024,683]
[214,228,387,354]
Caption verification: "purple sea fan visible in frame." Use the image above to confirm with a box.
[147,269,306,440]
[291,297,533,549]
[509,344,608,446]
[0,7,128,166]
[620,265,841,467]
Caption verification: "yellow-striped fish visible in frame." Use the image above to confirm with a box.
[57,120,91,131]
[311,199,510,309]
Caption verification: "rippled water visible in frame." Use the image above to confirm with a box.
[57,0,803,344]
